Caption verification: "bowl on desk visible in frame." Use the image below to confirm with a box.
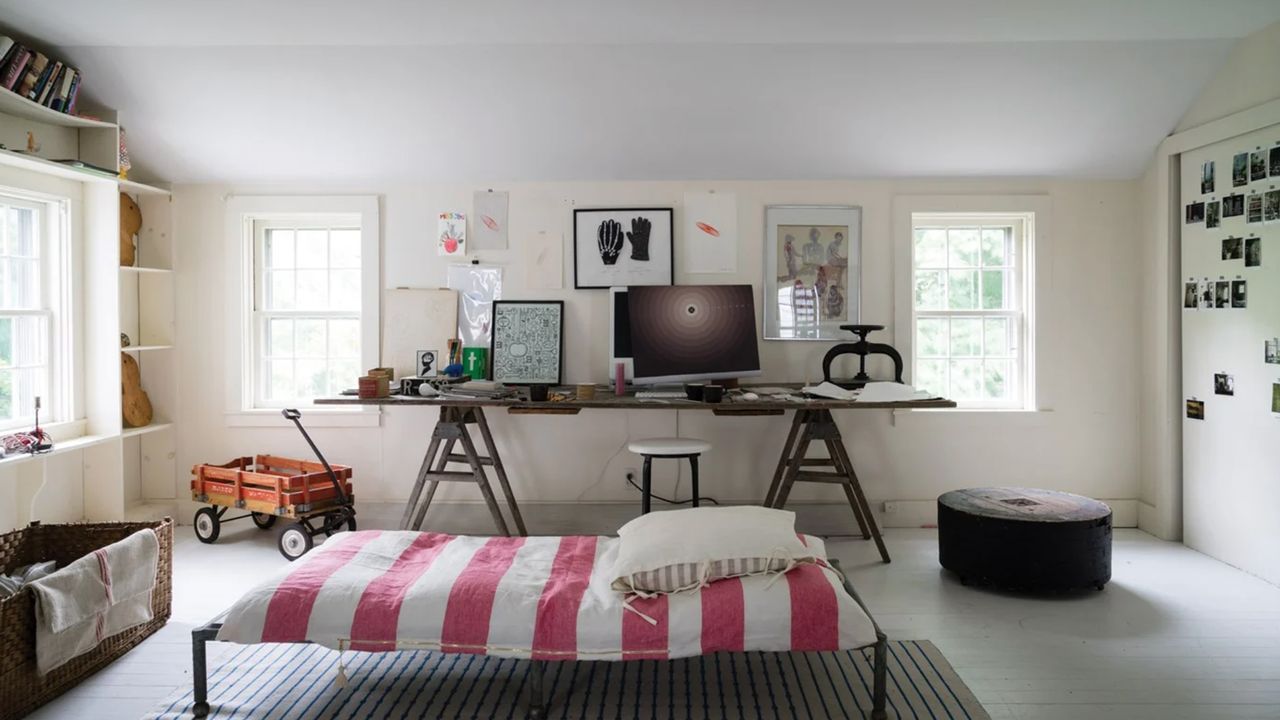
[702,385,724,403]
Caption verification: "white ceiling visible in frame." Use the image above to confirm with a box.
[2,1,1276,183]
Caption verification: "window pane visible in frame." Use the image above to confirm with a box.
[916,317,948,357]
[13,316,43,366]
[266,270,295,310]
[10,207,35,257]
[265,229,294,268]
[913,228,947,268]
[915,359,947,398]
[295,230,327,268]
[0,317,10,367]
[981,227,1009,266]
[328,319,359,358]
[981,269,1007,309]
[7,258,37,309]
[947,228,979,267]
[914,270,945,310]
[330,230,361,268]
[266,318,293,356]
[0,368,10,420]
[294,359,327,398]
[296,269,327,309]
[265,359,293,401]
[950,318,981,356]
[984,318,1011,357]
[329,359,359,395]
[295,319,326,357]
[330,269,360,311]
[984,360,1011,400]
[947,270,978,309]
[949,359,982,400]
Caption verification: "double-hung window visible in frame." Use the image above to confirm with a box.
[227,196,379,423]
[0,190,69,430]
[910,213,1033,409]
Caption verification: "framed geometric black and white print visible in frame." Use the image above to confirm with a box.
[573,208,674,289]
[490,300,565,385]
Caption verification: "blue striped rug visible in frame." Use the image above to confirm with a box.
[148,641,987,719]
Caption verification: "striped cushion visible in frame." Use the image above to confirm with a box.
[617,556,799,594]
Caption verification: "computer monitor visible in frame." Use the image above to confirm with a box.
[609,287,634,383]
[627,284,762,385]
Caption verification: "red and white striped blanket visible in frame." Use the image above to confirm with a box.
[217,531,878,661]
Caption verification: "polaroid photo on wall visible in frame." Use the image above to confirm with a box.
[1265,190,1280,223]
[1251,150,1267,182]
[1222,236,1243,260]
[1214,373,1234,396]
[1265,337,1279,364]
[1184,281,1198,309]
[1232,278,1247,308]
[1247,193,1264,224]
[1246,237,1262,267]
[1206,200,1220,228]
[1271,146,1280,178]
[1201,160,1215,194]
[1223,193,1244,217]
[1233,152,1249,186]
[1215,280,1230,308]
[1273,383,1280,416]
[1200,279,1214,308]
[1185,201,1205,224]
[1186,398,1205,420]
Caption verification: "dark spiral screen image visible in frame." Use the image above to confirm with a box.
[627,284,760,381]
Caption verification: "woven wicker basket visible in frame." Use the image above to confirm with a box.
[0,518,173,720]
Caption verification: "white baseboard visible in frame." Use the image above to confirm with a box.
[246,497,1138,536]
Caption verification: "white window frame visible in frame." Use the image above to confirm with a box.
[0,186,73,431]
[225,196,380,427]
[893,195,1049,413]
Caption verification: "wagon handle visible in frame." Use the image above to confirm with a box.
[280,408,350,508]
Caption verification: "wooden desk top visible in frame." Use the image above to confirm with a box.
[315,386,957,415]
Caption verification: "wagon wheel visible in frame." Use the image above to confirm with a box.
[277,523,314,561]
[322,511,358,537]
[251,512,277,530]
[194,507,220,544]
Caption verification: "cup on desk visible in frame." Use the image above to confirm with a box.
[576,383,596,400]
[529,384,549,402]
[702,385,724,403]
[684,383,706,401]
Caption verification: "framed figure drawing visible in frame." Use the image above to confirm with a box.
[573,208,674,289]
[490,300,564,385]
[763,205,861,340]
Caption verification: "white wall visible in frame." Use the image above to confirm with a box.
[1174,22,1280,134]
[171,178,1141,532]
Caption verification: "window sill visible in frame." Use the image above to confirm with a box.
[225,407,381,428]
[892,407,1053,427]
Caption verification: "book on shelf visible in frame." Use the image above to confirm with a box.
[27,55,57,101]
[35,61,61,106]
[50,159,117,177]
[2,46,31,90]
[50,68,75,112]
[16,52,47,99]
[0,37,16,72]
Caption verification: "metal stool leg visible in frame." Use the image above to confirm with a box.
[689,454,700,508]
[641,455,653,515]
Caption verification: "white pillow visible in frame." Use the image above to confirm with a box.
[610,506,819,595]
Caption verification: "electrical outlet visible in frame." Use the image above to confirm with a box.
[883,501,899,515]
[624,467,638,487]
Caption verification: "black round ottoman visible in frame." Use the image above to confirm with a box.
[938,487,1112,592]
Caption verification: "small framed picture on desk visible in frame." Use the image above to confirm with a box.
[490,300,565,385]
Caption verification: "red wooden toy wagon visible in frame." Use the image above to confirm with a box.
[190,409,358,560]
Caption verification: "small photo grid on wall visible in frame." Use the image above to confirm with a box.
[1266,190,1280,223]
[1186,398,1206,420]
[1215,279,1230,308]
[1273,382,1280,415]
[1206,200,1220,228]
[1247,193,1263,224]
[1232,278,1247,308]
[1185,201,1205,224]
[1266,337,1279,365]
[1233,152,1249,187]
[1214,372,1234,396]
[1245,236,1262,267]
[1251,149,1268,182]
[1223,193,1245,217]
[1201,160,1215,194]
[1272,145,1280,177]
[1222,236,1243,260]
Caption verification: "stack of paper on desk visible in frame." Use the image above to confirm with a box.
[854,382,936,403]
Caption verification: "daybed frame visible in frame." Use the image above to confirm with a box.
[190,559,887,720]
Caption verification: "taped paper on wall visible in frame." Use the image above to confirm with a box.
[438,211,466,256]
[446,264,503,346]
[682,191,738,273]
[473,191,509,250]
[523,230,563,289]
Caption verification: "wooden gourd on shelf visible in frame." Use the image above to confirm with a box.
[119,192,141,267]
[121,352,153,427]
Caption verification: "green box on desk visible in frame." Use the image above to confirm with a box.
[462,347,488,379]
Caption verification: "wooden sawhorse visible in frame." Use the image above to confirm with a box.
[401,405,527,536]
[763,408,890,563]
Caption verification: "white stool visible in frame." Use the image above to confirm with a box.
[627,438,712,514]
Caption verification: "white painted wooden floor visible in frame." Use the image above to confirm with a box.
[26,526,1280,720]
